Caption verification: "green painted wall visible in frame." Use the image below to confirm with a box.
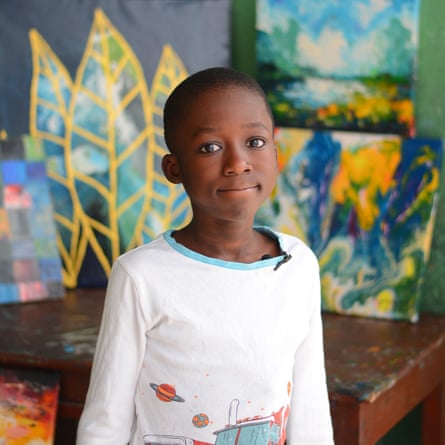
[416,0,445,315]
[231,0,445,315]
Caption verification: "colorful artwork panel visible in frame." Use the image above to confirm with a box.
[0,1,230,288]
[0,136,64,304]
[0,368,59,444]
[256,0,419,135]
[256,128,442,321]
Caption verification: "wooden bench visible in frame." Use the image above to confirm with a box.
[1,289,444,444]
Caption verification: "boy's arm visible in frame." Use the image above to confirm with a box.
[286,270,334,445]
[76,261,147,445]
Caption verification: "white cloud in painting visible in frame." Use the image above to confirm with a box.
[257,0,289,34]
[256,0,272,33]
[259,0,417,77]
[356,0,390,28]
[400,4,418,44]
[298,28,347,75]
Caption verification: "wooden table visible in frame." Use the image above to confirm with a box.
[1,289,445,445]
[324,312,445,444]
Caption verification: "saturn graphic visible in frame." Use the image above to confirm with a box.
[150,382,185,403]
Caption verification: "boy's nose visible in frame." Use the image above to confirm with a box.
[222,146,252,175]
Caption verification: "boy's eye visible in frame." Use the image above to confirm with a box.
[198,143,222,153]
[248,138,266,149]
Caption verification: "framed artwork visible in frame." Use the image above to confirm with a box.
[0,136,64,305]
[256,0,419,136]
[0,368,59,444]
[0,1,230,287]
[256,128,442,321]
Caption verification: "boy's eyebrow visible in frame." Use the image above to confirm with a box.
[193,121,270,137]
[192,127,217,138]
[242,121,270,130]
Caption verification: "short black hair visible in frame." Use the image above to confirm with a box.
[163,67,274,152]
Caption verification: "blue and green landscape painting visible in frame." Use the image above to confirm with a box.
[256,0,419,135]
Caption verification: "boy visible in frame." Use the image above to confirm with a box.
[77,67,334,445]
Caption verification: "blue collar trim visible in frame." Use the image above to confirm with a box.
[163,227,285,271]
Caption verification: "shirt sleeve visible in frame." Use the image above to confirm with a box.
[76,260,147,445]
[286,267,335,445]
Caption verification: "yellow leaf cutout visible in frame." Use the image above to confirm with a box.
[68,9,153,275]
[143,45,192,241]
[29,29,85,287]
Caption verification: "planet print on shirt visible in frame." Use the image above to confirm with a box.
[192,412,209,428]
[149,382,185,402]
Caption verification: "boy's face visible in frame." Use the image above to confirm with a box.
[162,86,277,225]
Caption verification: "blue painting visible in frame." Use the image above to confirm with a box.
[256,128,442,321]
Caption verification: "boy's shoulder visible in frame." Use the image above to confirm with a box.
[115,232,171,266]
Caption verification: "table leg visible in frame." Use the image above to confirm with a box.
[330,398,361,445]
[422,383,445,445]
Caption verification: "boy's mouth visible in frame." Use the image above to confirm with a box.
[217,184,259,193]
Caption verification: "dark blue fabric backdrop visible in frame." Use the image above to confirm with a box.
[0,0,231,137]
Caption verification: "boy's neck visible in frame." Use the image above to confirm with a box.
[172,224,280,263]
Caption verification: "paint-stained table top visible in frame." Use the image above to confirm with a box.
[0,288,104,370]
[323,311,445,402]
[0,288,445,404]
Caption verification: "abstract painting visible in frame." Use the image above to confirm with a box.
[256,0,419,136]
[0,136,64,305]
[256,128,442,321]
[0,368,59,444]
[0,1,230,287]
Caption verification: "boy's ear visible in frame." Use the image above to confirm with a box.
[161,154,182,184]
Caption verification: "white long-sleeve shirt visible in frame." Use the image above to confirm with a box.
[76,228,334,445]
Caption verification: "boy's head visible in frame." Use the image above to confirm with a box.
[161,67,277,225]
[163,67,274,153]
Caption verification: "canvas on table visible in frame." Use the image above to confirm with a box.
[0,136,64,305]
[256,0,419,136]
[0,368,59,444]
[256,128,442,321]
